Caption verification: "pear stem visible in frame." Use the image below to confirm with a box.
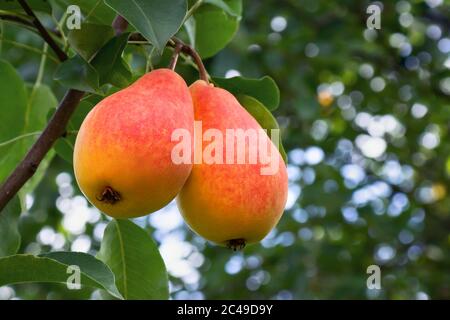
[170,37,210,83]
[168,42,183,71]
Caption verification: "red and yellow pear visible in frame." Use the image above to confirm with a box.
[177,80,288,249]
[74,69,194,218]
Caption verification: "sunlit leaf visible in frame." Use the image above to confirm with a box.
[98,219,169,300]
[0,253,123,299]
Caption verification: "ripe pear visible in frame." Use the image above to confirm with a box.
[177,80,288,249]
[74,69,194,218]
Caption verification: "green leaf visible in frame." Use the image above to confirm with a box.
[54,55,100,93]
[98,219,169,300]
[91,33,131,87]
[184,16,196,48]
[189,3,240,58]
[0,196,21,257]
[0,0,52,13]
[213,75,280,111]
[204,0,242,17]
[67,23,115,61]
[0,253,123,299]
[238,95,287,163]
[16,85,58,200]
[50,100,95,163]
[0,60,27,172]
[54,0,116,25]
[104,0,187,53]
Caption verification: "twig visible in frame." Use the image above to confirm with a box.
[0,13,34,29]
[17,0,67,61]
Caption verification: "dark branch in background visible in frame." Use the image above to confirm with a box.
[0,8,128,212]
[0,13,62,37]
[17,0,68,61]
[0,13,34,29]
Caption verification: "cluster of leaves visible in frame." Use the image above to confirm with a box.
[0,0,285,299]
[1,0,449,300]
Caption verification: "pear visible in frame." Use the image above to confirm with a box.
[74,69,194,218]
[177,80,288,249]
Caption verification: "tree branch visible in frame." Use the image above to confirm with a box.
[17,0,68,61]
[0,13,129,212]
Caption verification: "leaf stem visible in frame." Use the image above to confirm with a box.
[182,0,204,25]
[35,43,48,87]
[0,132,42,148]
[168,42,183,70]
[170,37,209,83]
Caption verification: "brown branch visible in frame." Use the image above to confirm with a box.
[0,13,129,212]
[17,0,68,61]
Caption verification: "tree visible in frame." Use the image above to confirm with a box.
[0,0,449,300]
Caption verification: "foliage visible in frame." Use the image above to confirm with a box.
[0,0,449,300]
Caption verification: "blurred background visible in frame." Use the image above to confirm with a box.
[1,0,449,299]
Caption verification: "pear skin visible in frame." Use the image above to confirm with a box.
[177,80,288,248]
[74,69,194,218]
